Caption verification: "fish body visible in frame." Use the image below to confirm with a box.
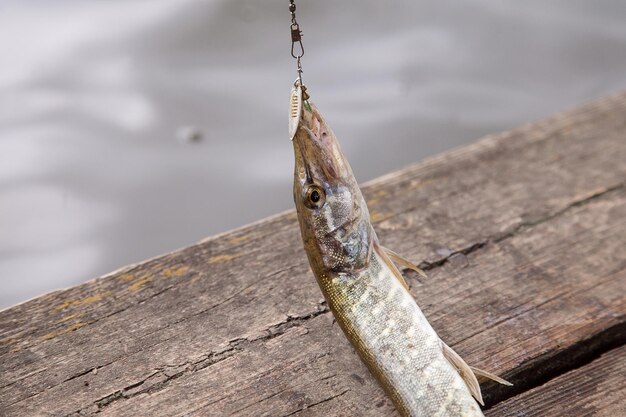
[320,247,483,416]
[290,88,497,416]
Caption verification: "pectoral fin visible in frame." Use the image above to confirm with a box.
[382,247,427,278]
[440,340,484,406]
[375,243,410,291]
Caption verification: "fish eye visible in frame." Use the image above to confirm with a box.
[304,185,326,209]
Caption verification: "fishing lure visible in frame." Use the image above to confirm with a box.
[287,3,511,416]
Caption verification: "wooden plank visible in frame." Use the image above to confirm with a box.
[486,345,626,416]
[1,91,625,416]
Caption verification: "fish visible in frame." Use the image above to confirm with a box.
[289,85,511,416]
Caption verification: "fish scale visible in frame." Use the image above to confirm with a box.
[320,246,483,416]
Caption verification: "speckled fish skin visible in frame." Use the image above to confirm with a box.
[292,101,484,417]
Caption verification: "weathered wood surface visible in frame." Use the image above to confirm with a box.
[487,345,626,417]
[1,91,625,416]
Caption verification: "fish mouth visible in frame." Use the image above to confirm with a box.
[292,103,350,183]
[294,137,334,185]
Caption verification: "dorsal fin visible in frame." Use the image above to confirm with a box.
[382,247,427,278]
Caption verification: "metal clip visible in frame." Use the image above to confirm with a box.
[290,24,304,58]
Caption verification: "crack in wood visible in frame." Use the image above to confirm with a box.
[418,240,487,272]
[452,269,621,349]
[408,182,624,277]
[279,389,350,417]
[65,346,242,416]
[66,303,330,415]
[492,183,624,243]
[482,320,626,408]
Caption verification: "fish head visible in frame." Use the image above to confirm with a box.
[292,101,373,276]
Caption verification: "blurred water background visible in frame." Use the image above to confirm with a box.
[1,0,626,309]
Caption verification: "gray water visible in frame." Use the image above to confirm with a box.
[2,0,626,309]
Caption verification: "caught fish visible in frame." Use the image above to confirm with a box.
[290,85,511,416]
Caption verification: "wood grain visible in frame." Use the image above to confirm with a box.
[486,345,626,417]
[1,91,625,416]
